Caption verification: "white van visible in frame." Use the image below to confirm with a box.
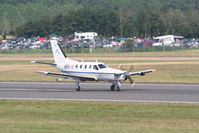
[153,35,184,46]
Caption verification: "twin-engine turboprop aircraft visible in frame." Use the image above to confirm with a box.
[32,40,155,91]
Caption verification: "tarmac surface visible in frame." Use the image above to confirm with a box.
[0,82,199,104]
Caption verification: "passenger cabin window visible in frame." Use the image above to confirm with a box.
[89,65,92,69]
[80,65,82,69]
[85,65,87,69]
[93,65,99,70]
[76,65,78,69]
[98,64,107,69]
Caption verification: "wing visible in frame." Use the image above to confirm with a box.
[37,71,97,81]
[129,69,155,76]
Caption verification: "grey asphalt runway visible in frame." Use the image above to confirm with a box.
[0,82,199,104]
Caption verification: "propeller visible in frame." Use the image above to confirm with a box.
[118,64,135,72]
[56,78,62,82]
[118,64,136,87]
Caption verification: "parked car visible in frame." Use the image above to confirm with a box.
[184,39,199,48]
[143,40,153,47]
[103,44,113,48]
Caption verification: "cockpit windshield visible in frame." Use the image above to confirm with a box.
[98,64,107,69]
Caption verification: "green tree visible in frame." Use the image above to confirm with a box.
[163,8,186,35]
[135,10,165,37]
[0,11,11,37]
[117,8,133,37]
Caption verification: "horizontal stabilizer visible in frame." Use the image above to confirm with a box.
[31,61,56,66]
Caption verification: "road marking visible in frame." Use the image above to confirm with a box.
[0,88,70,92]
[1,82,199,87]
[0,88,41,91]
[0,97,199,104]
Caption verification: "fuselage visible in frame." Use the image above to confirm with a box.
[56,61,126,82]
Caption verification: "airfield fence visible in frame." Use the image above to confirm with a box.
[0,46,198,54]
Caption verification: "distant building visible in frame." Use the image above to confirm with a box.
[74,32,98,40]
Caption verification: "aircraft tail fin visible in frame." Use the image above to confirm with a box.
[50,40,68,63]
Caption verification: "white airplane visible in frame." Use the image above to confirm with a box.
[32,40,155,91]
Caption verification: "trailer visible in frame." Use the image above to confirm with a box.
[152,35,184,46]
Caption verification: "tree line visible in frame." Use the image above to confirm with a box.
[0,0,198,38]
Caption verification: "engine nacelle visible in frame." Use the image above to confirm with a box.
[139,72,145,76]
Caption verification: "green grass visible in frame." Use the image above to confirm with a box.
[1,60,196,65]
[1,49,199,57]
[0,100,199,133]
[0,60,31,65]
[134,63,199,83]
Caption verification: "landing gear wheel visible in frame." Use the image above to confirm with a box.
[75,81,80,91]
[76,86,80,91]
[110,85,115,91]
[115,86,120,91]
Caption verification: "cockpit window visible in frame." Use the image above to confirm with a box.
[98,64,107,69]
[93,65,99,70]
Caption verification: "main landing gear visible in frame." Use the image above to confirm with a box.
[75,81,80,91]
[75,81,120,91]
[110,82,120,91]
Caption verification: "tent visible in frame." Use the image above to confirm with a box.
[47,34,61,38]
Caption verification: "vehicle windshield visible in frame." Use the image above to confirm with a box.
[98,64,107,69]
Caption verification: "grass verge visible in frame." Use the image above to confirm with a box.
[0,100,199,133]
[0,49,199,57]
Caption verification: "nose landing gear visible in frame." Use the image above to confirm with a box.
[110,82,120,91]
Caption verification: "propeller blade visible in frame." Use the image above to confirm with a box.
[118,64,134,72]
[127,76,136,87]
[131,81,136,87]
[118,81,121,86]
[56,78,62,82]
[118,64,136,88]
[128,65,135,72]
[127,76,133,84]
[118,64,122,69]
[118,64,126,71]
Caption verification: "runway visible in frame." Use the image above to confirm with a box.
[0,82,199,104]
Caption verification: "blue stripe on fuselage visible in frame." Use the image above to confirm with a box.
[62,70,116,75]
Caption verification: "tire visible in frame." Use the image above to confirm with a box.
[76,86,80,91]
[110,85,115,91]
[115,86,120,91]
